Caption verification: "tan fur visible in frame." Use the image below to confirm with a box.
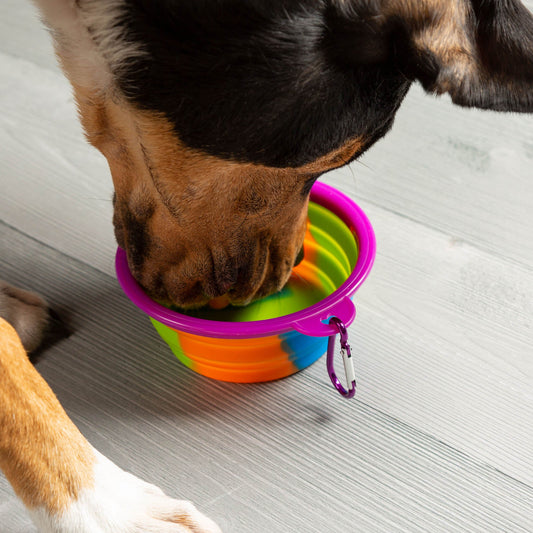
[39,0,366,307]
[4,0,529,526]
[382,0,476,91]
[0,318,95,513]
[70,80,365,306]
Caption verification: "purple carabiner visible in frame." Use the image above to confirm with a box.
[327,317,356,399]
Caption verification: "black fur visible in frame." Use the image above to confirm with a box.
[465,0,533,110]
[110,0,410,168]
[98,0,533,169]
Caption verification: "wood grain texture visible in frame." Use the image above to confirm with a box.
[327,86,533,266]
[1,1,533,531]
[0,50,116,276]
[0,223,532,532]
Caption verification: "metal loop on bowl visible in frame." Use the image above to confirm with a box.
[327,317,356,399]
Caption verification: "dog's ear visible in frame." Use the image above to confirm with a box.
[393,0,533,111]
[334,0,533,112]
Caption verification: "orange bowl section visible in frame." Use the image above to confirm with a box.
[177,330,297,383]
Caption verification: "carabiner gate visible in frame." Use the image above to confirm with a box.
[326,316,356,399]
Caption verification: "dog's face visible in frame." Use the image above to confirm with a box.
[73,89,375,306]
[40,0,533,307]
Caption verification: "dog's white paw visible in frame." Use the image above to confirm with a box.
[29,450,222,533]
[0,281,51,353]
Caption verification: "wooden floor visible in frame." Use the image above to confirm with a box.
[1,2,532,532]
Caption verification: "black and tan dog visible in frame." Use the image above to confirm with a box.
[1,0,532,531]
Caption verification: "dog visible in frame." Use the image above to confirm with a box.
[1,0,532,531]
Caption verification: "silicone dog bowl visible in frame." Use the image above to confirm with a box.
[115,182,376,397]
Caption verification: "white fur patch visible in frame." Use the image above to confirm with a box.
[32,0,145,91]
[76,0,147,78]
[28,449,222,533]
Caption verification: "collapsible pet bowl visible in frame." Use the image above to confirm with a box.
[115,182,376,398]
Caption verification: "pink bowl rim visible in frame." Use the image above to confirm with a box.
[115,181,376,339]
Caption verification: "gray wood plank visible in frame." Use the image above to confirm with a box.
[1,222,532,532]
[0,0,59,73]
[351,202,533,484]
[327,85,533,266]
[1,39,533,491]
[0,50,116,276]
[2,2,533,531]
[2,2,533,275]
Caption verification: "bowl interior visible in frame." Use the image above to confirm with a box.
[171,200,358,322]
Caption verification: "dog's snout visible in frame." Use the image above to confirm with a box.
[128,241,300,309]
[204,251,239,298]
[113,172,309,309]
[119,226,307,309]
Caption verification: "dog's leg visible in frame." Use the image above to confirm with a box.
[0,317,221,532]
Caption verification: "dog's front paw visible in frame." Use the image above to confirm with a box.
[29,450,222,533]
[0,281,52,353]
[105,474,223,533]
[0,281,69,356]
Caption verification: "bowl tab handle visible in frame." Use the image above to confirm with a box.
[291,296,356,337]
